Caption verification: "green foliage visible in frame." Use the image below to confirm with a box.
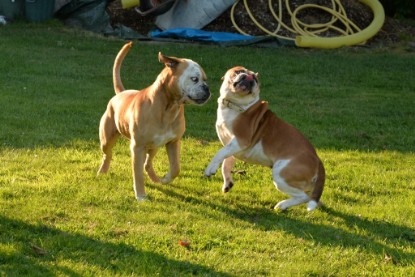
[0,21,415,276]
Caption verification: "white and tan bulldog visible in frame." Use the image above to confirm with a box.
[98,42,210,201]
[205,66,325,211]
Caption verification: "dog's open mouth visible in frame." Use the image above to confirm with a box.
[233,73,257,93]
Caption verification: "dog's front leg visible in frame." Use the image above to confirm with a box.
[222,156,236,192]
[130,141,147,201]
[161,140,181,184]
[205,138,242,177]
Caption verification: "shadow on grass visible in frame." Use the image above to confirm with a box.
[0,215,231,276]
[154,184,415,267]
[245,207,415,266]
[1,100,414,153]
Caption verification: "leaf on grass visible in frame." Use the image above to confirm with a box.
[30,243,47,256]
[179,240,191,248]
[384,253,393,264]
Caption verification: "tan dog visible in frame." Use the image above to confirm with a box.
[205,66,325,211]
[98,42,210,201]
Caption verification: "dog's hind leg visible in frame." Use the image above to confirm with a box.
[145,148,161,183]
[221,156,236,193]
[273,186,309,211]
[272,160,309,210]
[98,114,119,174]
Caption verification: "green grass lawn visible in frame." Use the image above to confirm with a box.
[1,21,415,276]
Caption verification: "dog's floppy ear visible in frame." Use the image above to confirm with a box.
[158,52,180,68]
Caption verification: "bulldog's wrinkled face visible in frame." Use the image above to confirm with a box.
[159,53,211,105]
[220,66,259,104]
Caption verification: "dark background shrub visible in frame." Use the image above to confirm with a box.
[380,0,415,18]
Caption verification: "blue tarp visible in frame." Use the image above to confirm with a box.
[55,1,292,47]
[151,28,255,42]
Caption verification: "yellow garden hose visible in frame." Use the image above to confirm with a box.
[230,0,385,48]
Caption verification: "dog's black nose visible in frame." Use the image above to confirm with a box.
[202,84,210,93]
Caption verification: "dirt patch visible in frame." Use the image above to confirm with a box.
[107,0,415,46]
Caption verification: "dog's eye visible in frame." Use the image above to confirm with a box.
[234,70,245,75]
[191,77,199,83]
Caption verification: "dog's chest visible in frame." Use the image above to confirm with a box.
[216,107,239,145]
[152,130,178,147]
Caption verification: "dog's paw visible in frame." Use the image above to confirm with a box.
[274,200,289,211]
[97,165,109,175]
[306,200,319,212]
[136,195,149,202]
[222,182,234,193]
[160,175,173,184]
[204,162,219,177]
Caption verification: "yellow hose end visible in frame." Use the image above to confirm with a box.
[121,0,140,9]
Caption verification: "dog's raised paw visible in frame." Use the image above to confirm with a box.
[204,168,215,177]
[204,162,219,177]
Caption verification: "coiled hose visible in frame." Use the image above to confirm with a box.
[230,0,385,48]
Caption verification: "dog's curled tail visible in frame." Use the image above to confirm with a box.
[113,41,133,94]
[307,159,325,211]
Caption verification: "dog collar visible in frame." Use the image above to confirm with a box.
[221,98,259,113]
[221,98,245,112]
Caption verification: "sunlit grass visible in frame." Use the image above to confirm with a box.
[0,21,414,276]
